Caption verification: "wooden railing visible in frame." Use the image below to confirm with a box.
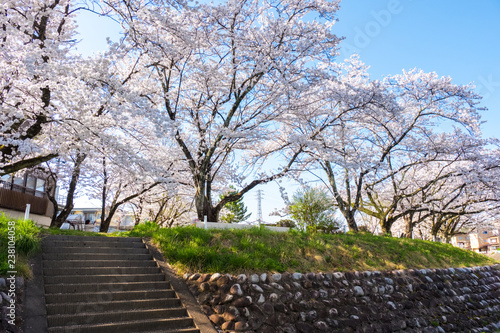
[0,181,49,215]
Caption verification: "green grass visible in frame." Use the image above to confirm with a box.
[0,213,41,278]
[123,223,498,274]
[3,218,497,277]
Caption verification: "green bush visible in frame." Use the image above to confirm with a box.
[13,218,41,255]
[0,213,41,276]
[126,221,160,237]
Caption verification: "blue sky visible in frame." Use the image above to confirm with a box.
[332,0,500,139]
[75,0,500,222]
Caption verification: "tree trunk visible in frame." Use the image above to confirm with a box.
[430,215,443,242]
[99,157,108,232]
[100,181,160,233]
[193,170,221,222]
[50,153,86,228]
[380,218,392,236]
[321,161,359,232]
[442,216,460,244]
[100,205,118,233]
[45,173,59,223]
[194,191,220,222]
[404,213,414,239]
[343,210,359,232]
[153,198,169,225]
[132,198,144,226]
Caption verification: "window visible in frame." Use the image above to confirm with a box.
[0,175,12,188]
[458,236,463,240]
[26,176,36,190]
[1,174,11,182]
[483,231,488,234]
[13,176,24,186]
[36,179,45,192]
[12,176,24,192]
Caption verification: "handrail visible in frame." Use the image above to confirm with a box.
[0,179,47,198]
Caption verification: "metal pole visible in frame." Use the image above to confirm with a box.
[257,189,263,228]
[24,204,31,220]
[204,215,207,230]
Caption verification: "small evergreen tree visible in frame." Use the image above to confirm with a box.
[219,186,252,223]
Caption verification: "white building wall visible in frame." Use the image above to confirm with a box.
[0,208,51,227]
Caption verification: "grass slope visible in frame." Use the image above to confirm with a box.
[124,223,498,274]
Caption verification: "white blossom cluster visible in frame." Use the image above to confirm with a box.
[1,0,498,234]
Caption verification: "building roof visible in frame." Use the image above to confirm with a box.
[73,197,102,210]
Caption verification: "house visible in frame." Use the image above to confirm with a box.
[450,233,471,250]
[0,170,56,227]
[451,229,500,253]
[487,230,499,252]
[469,229,500,253]
[69,197,132,231]
[70,198,102,224]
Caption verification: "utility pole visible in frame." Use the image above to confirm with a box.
[256,189,263,227]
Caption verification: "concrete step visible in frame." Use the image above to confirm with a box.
[43,259,157,268]
[47,307,188,326]
[44,273,165,285]
[46,298,182,315]
[47,317,196,333]
[43,266,161,276]
[43,252,152,260]
[44,280,171,294]
[45,289,176,304]
[43,240,146,249]
[43,235,143,243]
[41,235,202,333]
[43,246,150,254]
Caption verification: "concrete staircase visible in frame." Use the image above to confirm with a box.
[41,235,200,333]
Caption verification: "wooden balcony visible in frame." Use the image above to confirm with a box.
[0,181,49,215]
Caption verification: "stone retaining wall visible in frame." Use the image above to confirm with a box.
[185,265,500,333]
[0,276,24,333]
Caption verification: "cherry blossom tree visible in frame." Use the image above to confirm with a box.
[420,152,500,240]
[46,153,87,228]
[289,58,485,232]
[101,0,343,221]
[0,0,80,174]
[5,0,496,238]
[359,133,484,235]
[76,118,180,232]
[130,189,194,228]
[358,141,500,238]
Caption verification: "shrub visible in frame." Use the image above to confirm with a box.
[0,213,41,276]
[287,187,340,233]
[13,218,41,255]
[127,220,160,237]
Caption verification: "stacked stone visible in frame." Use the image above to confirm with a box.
[185,265,500,333]
[0,276,24,333]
